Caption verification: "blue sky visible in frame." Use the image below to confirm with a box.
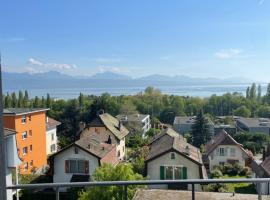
[0,0,270,80]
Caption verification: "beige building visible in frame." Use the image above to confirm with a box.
[46,117,61,155]
[145,128,207,191]
[205,130,252,171]
[79,113,129,160]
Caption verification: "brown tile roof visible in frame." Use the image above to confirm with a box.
[146,128,203,165]
[46,117,61,130]
[205,130,249,157]
[88,113,129,140]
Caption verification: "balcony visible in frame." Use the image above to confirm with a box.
[6,178,270,200]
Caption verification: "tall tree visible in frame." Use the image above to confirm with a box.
[258,84,262,102]
[18,90,24,107]
[191,110,212,148]
[11,92,17,107]
[33,96,39,108]
[78,92,84,109]
[250,83,257,100]
[46,93,52,108]
[41,96,46,108]
[4,93,12,108]
[23,90,29,107]
[246,87,250,99]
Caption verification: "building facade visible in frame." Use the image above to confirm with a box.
[205,130,252,171]
[116,114,151,137]
[145,128,207,191]
[46,117,61,155]
[3,108,49,174]
[79,113,129,161]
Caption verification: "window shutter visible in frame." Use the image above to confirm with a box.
[85,160,89,174]
[65,160,69,173]
[160,166,165,180]
[182,167,187,179]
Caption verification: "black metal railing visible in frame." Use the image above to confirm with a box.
[6,178,270,200]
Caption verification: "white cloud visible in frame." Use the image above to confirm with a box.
[97,66,128,74]
[215,48,243,59]
[27,58,77,70]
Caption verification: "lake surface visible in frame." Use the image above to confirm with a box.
[4,84,268,99]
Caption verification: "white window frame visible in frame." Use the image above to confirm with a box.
[22,131,27,140]
[219,148,225,156]
[51,133,55,141]
[21,115,26,124]
[24,162,28,171]
[50,144,56,152]
[163,165,184,180]
[23,147,28,155]
[66,159,88,174]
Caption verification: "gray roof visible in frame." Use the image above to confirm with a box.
[4,128,16,138]
[46,117,61,130]
[173,116,214,126]
[116,114,149,122]
[4,108,49,116]
[236,117,270,128]
[146,128,203,165]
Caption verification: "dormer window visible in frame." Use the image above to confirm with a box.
[75,147,79,154]
[171,152,175,160]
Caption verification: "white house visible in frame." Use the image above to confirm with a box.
[50,135,118,191]
[205,130,252,171]
[145,128,207,191]
[4,128,21,200]
[46,117,61,155]
[116,114,151,137]
[79,113,129,160]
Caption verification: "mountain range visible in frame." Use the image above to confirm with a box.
[2,71,255,90]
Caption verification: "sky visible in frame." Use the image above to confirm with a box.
[0,0,270,80]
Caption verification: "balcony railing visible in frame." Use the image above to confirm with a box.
[6,178,270,200]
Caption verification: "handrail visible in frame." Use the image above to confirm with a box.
[6,178,270,200]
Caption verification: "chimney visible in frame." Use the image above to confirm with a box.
[79,122,86,131]
[185,145,190,156]
[88,144,91,149]
[46,116,49,123]
[118,121,122,131]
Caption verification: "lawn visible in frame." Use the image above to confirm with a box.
[221,175,257,194]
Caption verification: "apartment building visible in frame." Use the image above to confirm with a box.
[3,108,49,174]
[46,117,61,155]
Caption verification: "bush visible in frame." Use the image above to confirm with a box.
[210,169,223,178]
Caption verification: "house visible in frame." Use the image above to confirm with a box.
[50,134,118,190]
[46,117,61,155]
[236,117,270,135]
[145,128,207,191]
[205,130,252,171]
[116,114,151,137]
[214,124,237,136]
[4,128,21,200]
[173,116,214,135]
[79,113,129,160]
[3,108,49,174]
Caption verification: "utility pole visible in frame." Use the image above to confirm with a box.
[0,53,7,200]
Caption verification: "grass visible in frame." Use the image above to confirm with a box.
[221,175,257,194]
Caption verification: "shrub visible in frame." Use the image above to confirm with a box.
[210,169,223,178]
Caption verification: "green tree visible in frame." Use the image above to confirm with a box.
[11,92,17,107]
[233,106,251,117]
[18,90,24,107]
[250,83,257,100]
[33,96,40,108]
[246,87,250,99]
[4,93,12,108]
[41,96,46,108]
[257,85,262,102]
[46,93,52,108]
[23,90,29,107]
[78,164,144,200]
[191,110,212,148]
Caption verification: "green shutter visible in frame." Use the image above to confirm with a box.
[182,167,187,179]
[160,166,165,180]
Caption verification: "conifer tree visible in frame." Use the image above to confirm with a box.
[23,90,29,107]
[18,90,24,107]
[4,93,12,108]
[11,92,17,107]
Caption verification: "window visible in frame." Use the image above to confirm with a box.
[29,130,32,136]
[118,150,120,157]
[21,115,26,124]
[65,160,89,174]
[29,145,32,152]
[50,144,56,152]
[219,162,225,166]
[171,152,175,160]
[24,163,28,171]
[230,148,236,157]
[30,160,33,167]
[51,133,55,141]
[23,147,28,155]
[22,131,27,140]
[219,148,225,156]
[161,166,187,180]
[29,115,32,121]
[74,147,79,154]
